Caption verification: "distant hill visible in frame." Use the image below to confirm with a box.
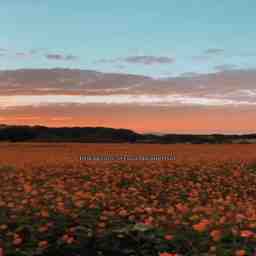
[0,124,256,143]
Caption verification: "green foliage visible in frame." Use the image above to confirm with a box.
[2,214,256,256]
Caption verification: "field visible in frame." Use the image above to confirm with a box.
[1,143,256,255]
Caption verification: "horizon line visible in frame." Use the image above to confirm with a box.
[1,123,256,136]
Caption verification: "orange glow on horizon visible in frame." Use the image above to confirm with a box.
[1,108,256,134]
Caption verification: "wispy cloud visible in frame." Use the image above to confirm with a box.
[0,48,79,61]
[98,55,175,65]
[192,55,211,62]
[215,64,238,71]
[1,94,256,109]
[65,54,78,61]
[96,58,116,64]
[204,48,224,55]
[179,72,199,78]
[193,48,225,62]
[1,69,256,109]
[29,49,43,55]
[15,52,34,58]
[45,53,78,61]
[122,56,175,65]
[16,52,27,57]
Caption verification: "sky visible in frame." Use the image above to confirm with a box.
[0,0,256,133]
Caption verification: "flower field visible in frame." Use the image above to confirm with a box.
[1,143,256,255]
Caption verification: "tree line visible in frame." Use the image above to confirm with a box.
[0,125,255,143]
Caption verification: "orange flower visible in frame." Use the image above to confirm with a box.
[144,216,154,226]
[23,183,33,193]
[240,230,255,238]
[235,249,247,256]
[193,219,210,232]
[232,170,242,178]
[66,237,75,244]
[175,203,189,214]
[38,225,49,233]
[62,234,69,242]
[98,222,106,228]
[13,236,23,246]
[164,234,174,241]
[119,209,128,217]
[210,229,222,241]
[0,224,8,231]
[40,210,49,218]
[159,253,178,256]
[38,240,48,248]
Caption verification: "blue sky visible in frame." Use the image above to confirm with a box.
[1,0,256,77]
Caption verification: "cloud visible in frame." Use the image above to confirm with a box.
[45,54,78,61]
[179,72,200,77]
[15,52,33,58]
[122,56,175,65]
[1,68,256,109]
[98,55,175,65]
[29,49,44,55]
[215,64,238,71]
[0,47,78,59]
[204,48,224,55]
[0,48,8,57]
[0,48,75,60]
[96,58,117,64]
[115,64,126,69]
[192,55,211,62]
[193,48,225,62]
[65,54,79,61]
[0,69,150,96]
[1,94,256,109]
[16,52,27,57]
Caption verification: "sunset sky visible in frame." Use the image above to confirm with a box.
[1,0,256,133]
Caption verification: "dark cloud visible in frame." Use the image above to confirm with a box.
[45,54,78,61]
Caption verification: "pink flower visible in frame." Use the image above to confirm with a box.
[0,247,5,256]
